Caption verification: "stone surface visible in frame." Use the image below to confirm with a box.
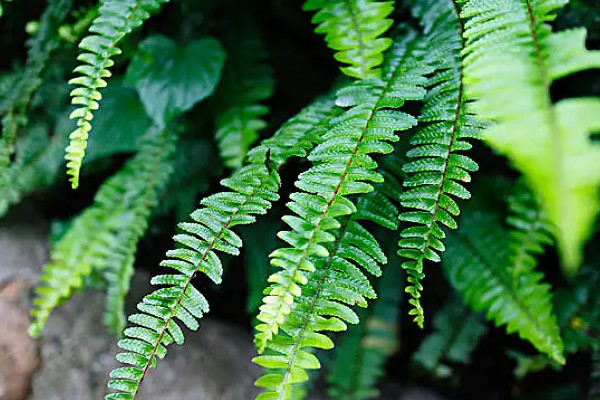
[28,273,261,400]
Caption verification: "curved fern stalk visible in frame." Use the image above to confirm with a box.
[29,127,177,337]
[412,296,487,379]
[214,25,274,169]
[327,260,402,400]
[443,209,565,363]
[254,31,429,353]
[397,0,481,328]
[303,0,394,79]
[460,0,600,273]
[0,0,72,171]
[105,95,340,400]
[253,159,402,399]
[65,0,170,189]
[506,181,554,285]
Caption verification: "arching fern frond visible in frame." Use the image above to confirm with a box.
[443,209,565,363]
[105,95,340,400]
[29,127,177,337]
[303,0,394,79]
[412,295,487,378]
[214,25,274,169]
[253,156,402,399]
[254,32,429,353]
[65,0,169,189]
[461,0,600,273]
[327,260,402,400]
[397,0,481,328]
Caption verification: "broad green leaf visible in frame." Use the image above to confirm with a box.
[124,34,225,126]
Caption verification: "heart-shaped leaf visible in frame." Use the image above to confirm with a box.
[125,35,226,126]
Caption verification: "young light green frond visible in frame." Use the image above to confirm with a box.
[461,0,600,274]
[412,296,487,378]
[397,0,481,328]
[65,0,169,189]
[253,161,402,399]
[105,94,340,400]
[214,25,274,169]
[29,128,177,337]
[254,32,429,353]
[443,210,565,364]
[327,263,402,400]
[303,0,394,79]
[0,0,72,173]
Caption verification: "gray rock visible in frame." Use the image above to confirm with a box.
[29,273,262,400]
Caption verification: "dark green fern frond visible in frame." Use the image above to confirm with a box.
[327,262,402,400]
[214,25,274,169]
[461,0,600,273]
[412,296,487,378]
[29,127,177,337]
[105,95,340,400]
[65,0,169,189]
[254,32,429,353]
[253,160,402,399]
[397,0,481,328]
[0,124,66,219]
[0,0,72,171]
[506,182,554,285]
[303,0,394,79]
[443,210,565,363]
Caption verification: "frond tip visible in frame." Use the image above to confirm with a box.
[65,0,169,189]
[303,0,394,79]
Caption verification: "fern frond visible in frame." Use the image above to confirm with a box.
[412,296,487,378]
[461,0,600,272]
[303,0,394,79]
[65,0,169,189]
[443,210,565,363]
[592,350,600,399]
[254,31,429,353]
[105,95,340,400]
[327,261,402,400]
[0,124,66,219]
[397,0,481,328]
[0,0,72,171]
[253,158,402,399]
[29,127,177,337]
[506,181,554,285]
[214,25,274,169]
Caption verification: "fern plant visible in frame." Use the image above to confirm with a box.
[0,0,599,399]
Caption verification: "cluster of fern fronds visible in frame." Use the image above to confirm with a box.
[0,0,599,399]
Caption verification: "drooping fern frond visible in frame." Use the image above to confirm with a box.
[412,295,487,378]
[443,209,565,363]
[461,0,600,273]
[105,95,340,400]
[253,155,402,399]
[397,0,481,328]
[214,25,274,169]
[29,127,177,337]
[65,0,169,189]
[0,0,72,171]
[327,260,402,400]
[303,0,394,79]
[254,31,429,353]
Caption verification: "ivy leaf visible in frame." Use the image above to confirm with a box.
[84,85,151,163]
[125,34,226,126]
